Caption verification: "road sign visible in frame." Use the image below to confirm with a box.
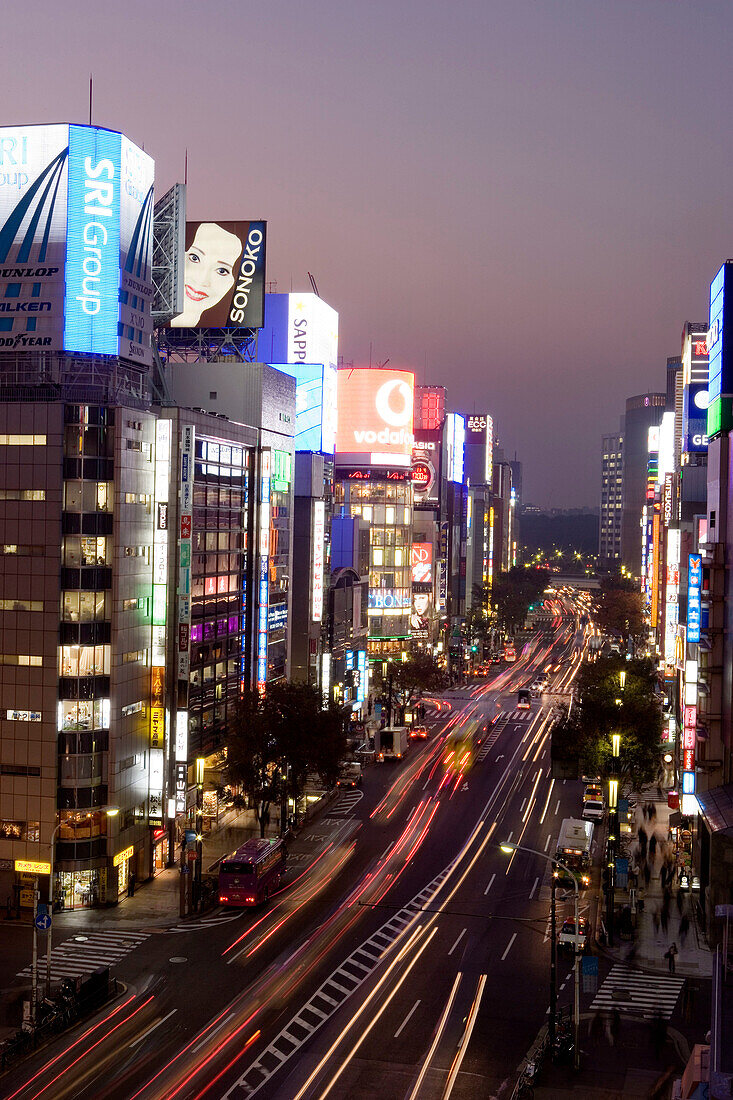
[582,955,598,993]
[35,912,52,932]
[616,857,629,890]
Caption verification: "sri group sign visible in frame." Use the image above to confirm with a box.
[687,554,702,643]
[0,124,154,364]
[336,367,415,467]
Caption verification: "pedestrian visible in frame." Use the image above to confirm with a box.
[666,941,678,973]
[661,906,669,937]
[644,862,651,888]
[649,833,657,860]
[679,914,690,946]
[639,826,648,859]
[127,871,136,898]
[660,863,667,890]
[652,908,661,935]
[676,888,684,915]
[650,801,657,820]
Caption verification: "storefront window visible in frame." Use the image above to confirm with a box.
[58,698,110,731]
[59,644,111,677]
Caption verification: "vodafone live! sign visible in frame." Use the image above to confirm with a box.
[336,368,415,466]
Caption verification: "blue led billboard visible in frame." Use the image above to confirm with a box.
[271,362,336,454]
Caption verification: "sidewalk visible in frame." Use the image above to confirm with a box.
[603,789,712,979]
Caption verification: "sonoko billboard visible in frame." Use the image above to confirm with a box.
[0,124,154,364]
[336,368,415,467]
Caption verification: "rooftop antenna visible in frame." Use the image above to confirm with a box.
[184,148,188,185]
[369,341,372,368]
[307,272,320,297]
[89,75,93,126]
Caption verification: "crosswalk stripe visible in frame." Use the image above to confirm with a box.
[590,964,684,1019]
[15,929,149,981]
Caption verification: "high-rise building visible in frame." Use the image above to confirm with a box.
[621,393,666,577]
[599,428,624,565]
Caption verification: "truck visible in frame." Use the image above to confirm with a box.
[555,817,593,888]
[375,726,409,762]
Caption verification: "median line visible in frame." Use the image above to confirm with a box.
[501,932,517,961]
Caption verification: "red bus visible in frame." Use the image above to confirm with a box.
[218,838,286,907]
[504,642,516,663]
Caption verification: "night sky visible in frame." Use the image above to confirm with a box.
[5,0,733,507]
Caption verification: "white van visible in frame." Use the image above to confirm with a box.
[582,799,605,822]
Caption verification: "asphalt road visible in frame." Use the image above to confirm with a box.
[3,611,602,1100]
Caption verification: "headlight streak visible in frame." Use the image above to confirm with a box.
[159,1015,259,1100]
[406,972,463,1100]
[292,925,436,1100]
[441,973,487,1099]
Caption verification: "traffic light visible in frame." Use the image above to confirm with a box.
[471,644,478,653]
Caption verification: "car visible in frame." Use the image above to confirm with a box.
[491,653,502,664]
[336,763,362,788]
[582,799,605,822]
[558,916,590,953]
[409,725,429,740]
[530,679,544,694]
[583,785,603,803]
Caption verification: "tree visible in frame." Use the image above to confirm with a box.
[223,681,348,835]
[551,656,663,791]
[594,575,645,642]
[391,652,448,701]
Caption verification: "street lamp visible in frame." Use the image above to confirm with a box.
[607,732,621,946]
[44,805,118,998]
[500,841,580,1069]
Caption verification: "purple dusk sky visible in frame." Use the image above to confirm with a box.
[5,0,733,507]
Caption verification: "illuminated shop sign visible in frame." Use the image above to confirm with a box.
[368,589,412,609]
[257,450,271,692]
[14,860,51,874]
[113,845,134,867]
[312,499,325,623]
[707,261,732,438]
[345,468,409,481]
[356,648,367,703]
[687,554,702,643]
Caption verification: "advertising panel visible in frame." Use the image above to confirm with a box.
[170,220,266,330]
[707,261,733,438]
[683,383,709,453]
[259,292,338,370]
[444,413,465,484]
[0,123,154,363]
[411,542,433,584]
[336,368,415,466]
[272,362,337,453]
[687,554,702,643]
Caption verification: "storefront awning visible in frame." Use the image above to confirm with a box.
[696,783,733,837]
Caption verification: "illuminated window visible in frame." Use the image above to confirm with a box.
[373,548,384,566]
[0,434,46,445]
[362,506,372,521]
[403,507,410,524]
[0,599,43,612]
[0,655,42,666]
[385,506,395,525]
[395,548,404,566]
[0,490,45,501]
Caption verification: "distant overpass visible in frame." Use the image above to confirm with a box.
[552,574,601,591]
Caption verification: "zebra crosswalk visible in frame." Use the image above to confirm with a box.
[330,790,363,815]
[17,929,149,982]
[590,963,684,1019]
[504,708,532,722]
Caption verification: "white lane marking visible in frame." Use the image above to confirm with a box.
[191,1010,236,1052]
[448,928,467,956]
[506,831,514,843]
[529,876,539,900]
[519,798,527,813]
[555,799,560,814]
[484,873,496,895]
[129,1008,177,1048]
[544,832,552,851]
[394,998,421,1038]
[501,933,517,961]
[379,842,394,861]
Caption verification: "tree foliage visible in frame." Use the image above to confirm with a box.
[223,681,347,835]
[552,656,663,791]
[391,652,448,700]
[593,575,645,641]
[492,567,550,632]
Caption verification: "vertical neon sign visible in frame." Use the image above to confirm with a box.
[257,450,271,693]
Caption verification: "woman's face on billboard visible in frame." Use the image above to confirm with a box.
[179,223,242,323]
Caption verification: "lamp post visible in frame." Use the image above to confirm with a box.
[44,806,118,998]
[607,732,621,946]
[501,841,580,1069]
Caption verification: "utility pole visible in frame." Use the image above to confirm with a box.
[549,861,557,1049]
[30,876,38,1027]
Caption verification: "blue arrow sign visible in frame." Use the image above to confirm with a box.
[35,912,51,932]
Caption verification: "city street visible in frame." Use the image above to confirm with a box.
[0,614,622,1100]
